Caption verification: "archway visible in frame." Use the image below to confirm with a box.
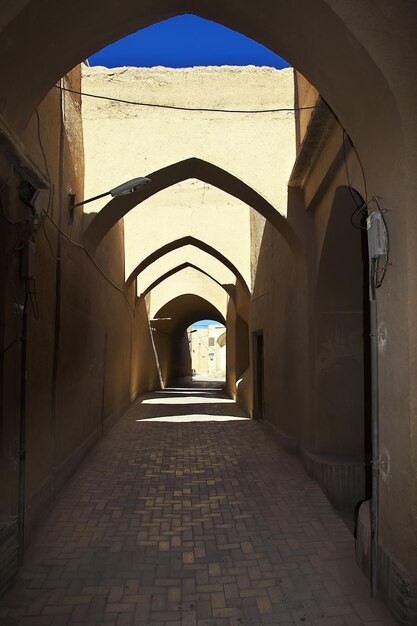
[83,158,302,257]
[0,2,401,176]
[0,4,416,614]
[126,235,250,294]
[151,293,226,386]
[137,261,235,301]
[188,318,227,382]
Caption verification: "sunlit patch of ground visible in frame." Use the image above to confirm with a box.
[142,396,235,405]
[137,414,248,422]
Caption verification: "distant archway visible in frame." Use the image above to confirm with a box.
[151,293,226,384]
[154,294,226,334]
[138,261,235,301]
[127,235,250,294]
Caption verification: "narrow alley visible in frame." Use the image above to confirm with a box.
[0,384,393,625]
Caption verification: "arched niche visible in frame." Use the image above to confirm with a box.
[311,185,370,515]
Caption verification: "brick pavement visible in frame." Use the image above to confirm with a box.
[0,383,395,625]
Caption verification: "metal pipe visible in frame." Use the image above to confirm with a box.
[369,258,379,598]
[149,321,164,389]
[17,284,28,564]
[71,189,110,210]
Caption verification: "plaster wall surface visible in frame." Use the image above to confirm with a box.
[249,71,417,617]
[81,65,296,290]
[82,65,295,212]
[0,67,161,575]
[0,69,87,525]
[295,72,319,148]
[125,184,251,288]
[250,219,302,445]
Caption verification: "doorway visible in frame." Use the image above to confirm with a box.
[253,330,264,420]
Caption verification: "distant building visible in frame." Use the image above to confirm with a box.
[188,324,226,378]
[189,325,226,378]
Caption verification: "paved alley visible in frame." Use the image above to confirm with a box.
[0,383,394,626]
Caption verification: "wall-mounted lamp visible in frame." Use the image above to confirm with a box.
[68,176,151,221]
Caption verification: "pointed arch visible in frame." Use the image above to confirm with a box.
[154,294,226,334]
[83,157,302,257]
[151,292,226,385]
[138,261,235,301]
[126,235,250,294]
[0,0,401,169]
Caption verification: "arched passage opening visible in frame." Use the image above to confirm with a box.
[83,157,302,259]
[138,255,250,406]
[0,5,416,615]
[138,261,235,301]
[0,2,402,178]
[188,318,227,382]
[126,235,250,296]
[151,293,226,387]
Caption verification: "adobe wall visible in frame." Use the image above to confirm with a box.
[0,67,161,593]
[81,65,296,295]
[1,3,417,619]
[250,71,417,620]
[148,267,228,322]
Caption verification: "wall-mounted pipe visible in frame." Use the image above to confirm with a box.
[17,283,28,564]
[149,322,164,389]
[369,258,379,598]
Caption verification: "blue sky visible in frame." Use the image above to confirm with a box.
[192,320,224,329]
[89,15,289,69]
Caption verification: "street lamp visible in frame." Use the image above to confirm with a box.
[68,176,151,218]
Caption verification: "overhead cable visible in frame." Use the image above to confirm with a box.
[41,210,134,312]
[56,85,318,114]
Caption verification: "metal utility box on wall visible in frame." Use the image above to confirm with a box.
[366,211,388,259]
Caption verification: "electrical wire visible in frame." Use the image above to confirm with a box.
[349,203,367,230]
[35,108,54,216]
[0,331,21,359]
[342,129,368,230]
[41,213,71,263]
[27,278,39,320]
[36,109,51,188]
[56,84,318,115]
[0,176,31,225]
[342,130,362,209]
[6,242,25,305]
[42,221,65,261]
[347,133,368,204]
[41,210,134,311]
[342,128,390,288]
[1,243,26,359]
